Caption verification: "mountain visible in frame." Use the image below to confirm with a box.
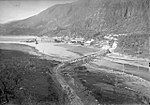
[0,0,149,36]
[0,0,149,57]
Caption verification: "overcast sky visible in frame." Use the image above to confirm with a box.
[0,0,76,24]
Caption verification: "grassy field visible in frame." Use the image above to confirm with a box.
[0,49,68,105]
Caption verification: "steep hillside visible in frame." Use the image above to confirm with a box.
[0,0,149,37]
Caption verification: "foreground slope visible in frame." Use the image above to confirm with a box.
[1,44,150,105]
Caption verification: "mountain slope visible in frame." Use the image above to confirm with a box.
[0,0,149,37]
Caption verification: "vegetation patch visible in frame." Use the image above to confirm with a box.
[0,49,67,105]
[116,34,149,58]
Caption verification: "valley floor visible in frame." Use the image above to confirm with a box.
[0,40,150,105]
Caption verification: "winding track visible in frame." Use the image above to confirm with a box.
[53,49,111,105]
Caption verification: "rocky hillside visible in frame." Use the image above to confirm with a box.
[0,0,149,37]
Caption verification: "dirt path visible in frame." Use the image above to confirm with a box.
[53,64,85,105]
[50,50,111,105]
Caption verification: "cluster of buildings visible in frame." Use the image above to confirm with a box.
[24,35,95,46]
[24,34,119,50]
[52,36,95,46]
[51,35,118,51]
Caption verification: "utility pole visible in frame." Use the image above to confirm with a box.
[123,63,125,73]
[149,62,150,71]
[138,47,140,71]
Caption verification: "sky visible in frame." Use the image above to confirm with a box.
[0,0,76,24]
